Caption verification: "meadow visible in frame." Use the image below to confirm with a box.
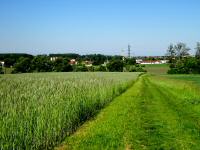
[0,72,140,149]
[163,74,200,86]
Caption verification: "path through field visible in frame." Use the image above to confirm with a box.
[56,75,200,150]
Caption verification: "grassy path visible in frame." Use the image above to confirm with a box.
[56,75,200,150]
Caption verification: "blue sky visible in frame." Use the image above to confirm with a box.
[0,0,199,56]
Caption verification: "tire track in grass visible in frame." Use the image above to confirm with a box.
[128,76,188,149]
[121,76,200,149]
[138,77,193,149]
[55,76,144,150]
[55,75,200,150]
[149,78,200,149]
[126,76,166,149]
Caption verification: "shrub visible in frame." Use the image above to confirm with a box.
[107,60,124,72]
[0,66,3,74]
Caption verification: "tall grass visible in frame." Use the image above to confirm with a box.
[0,72,140,149]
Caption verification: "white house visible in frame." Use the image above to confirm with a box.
[50,57,58,61]
[0,61,4,67]
[136,59,143,64]
[140,60,168,64]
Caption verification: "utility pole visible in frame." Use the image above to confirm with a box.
[128,44,131,58]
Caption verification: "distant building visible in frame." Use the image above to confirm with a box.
[83,60,93,67]
[50,57,58,61]
[136,59,143,64]
[69,59,78,65]
[140,60,168,64]
[136,59,168,64]
[160,60,168,64]
[0,61,4,67]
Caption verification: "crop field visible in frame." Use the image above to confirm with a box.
[0,72,140,149]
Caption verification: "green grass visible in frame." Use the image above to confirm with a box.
[2,67,14,74]
[56,74,200,150]
[163,74,200,86]
[145,64,169,74]
[0,72,140,150]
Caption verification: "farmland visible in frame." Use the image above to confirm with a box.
[1,72,200,150]
[0,72,140,149]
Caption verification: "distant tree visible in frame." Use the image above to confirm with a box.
[74,65,88,72]
[95,65,107,71]
[0,66,3,74]
[4,58,16,67]
[125,58,136,65]
[53,58,72,72]
[31,56,53,72]
[13,57,32,73]
[107,60,124,72]
[111,55,123,61]
[166,44,175,56]
[62,59,73,72]
[53,58,64,72]
[195,42,200,58]
[166,44,176,63]
[0,53,33,61]
[167,42,200,74]
[184,57,199,73]
[174,43,190,59]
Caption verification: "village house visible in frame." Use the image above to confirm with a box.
[136,59,143,64]
[0,61,4,67]
[50,57,58,61]
[82,60,93,67]
[140,60,168,64]
[69,59,78,65]
[136,59,168,64]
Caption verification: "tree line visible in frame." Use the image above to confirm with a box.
[166,42,200,74]
[0,53,147,73]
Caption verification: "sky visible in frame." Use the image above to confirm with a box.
[0,0,199,56]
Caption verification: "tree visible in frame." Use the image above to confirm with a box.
[124,58,136,65]
[95,65,107,71]
[166,44,175,56]
[166,42,200,74]
[74,65,88,72]
[107,60,124,72]
[13,57,32,73]
[195,42,200,58]
[174,43,190,59]
[4,58,16,67]
[0,66,3,74]
[31,56,53,72]
[62,59,73,72]
[166,44,175,63]
[52,58,72,72]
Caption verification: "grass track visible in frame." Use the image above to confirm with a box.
[56,75,200,150]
